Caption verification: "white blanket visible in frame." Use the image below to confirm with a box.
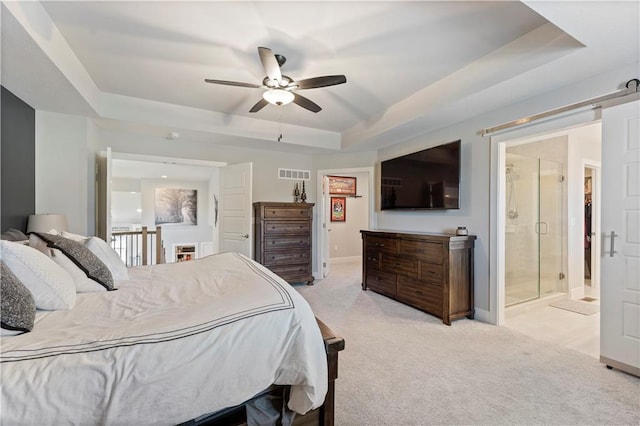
[1,252,327,425]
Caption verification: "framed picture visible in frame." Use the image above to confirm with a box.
[330,197,346,222]
[328,175,357,196]
[155,188,198,226]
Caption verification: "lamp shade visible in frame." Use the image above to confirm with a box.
[27,214,69,234]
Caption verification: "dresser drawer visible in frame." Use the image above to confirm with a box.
[364,252,382,271]
[397,276,443,317]
[265,235,310,249]
[269,264,311,282]
[262,206,312,219]
[264,221,310,234]
[381,255,418,278]
[419,262,444,284]
[366,269,397,297]
[399,240,444,264]
[263,250,310,266]
[365,235,399,255]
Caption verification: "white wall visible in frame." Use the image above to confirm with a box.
[35,111,91,235]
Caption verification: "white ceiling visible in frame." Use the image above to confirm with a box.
[112,159,216,181]
[2,1,639,155]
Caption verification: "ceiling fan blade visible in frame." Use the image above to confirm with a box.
[249,98,269,113]
[293,75,347,90]
[258,47,282,83]
[293,93,322,113]
[204,79,262,89]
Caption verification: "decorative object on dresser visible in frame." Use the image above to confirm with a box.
[361,230,476,325]
[254,202,315,284]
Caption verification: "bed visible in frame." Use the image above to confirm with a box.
[0,232,343,426]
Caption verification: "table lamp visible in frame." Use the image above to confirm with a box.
[26,214,69,234]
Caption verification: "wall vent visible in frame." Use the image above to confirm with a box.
[278,168,311,180]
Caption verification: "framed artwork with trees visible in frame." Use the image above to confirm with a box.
[154,188,198,225]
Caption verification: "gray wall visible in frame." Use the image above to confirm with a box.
[1,86,35,233]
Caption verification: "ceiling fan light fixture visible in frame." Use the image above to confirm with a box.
[263,89,294,106]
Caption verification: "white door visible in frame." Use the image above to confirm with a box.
[321,175,330,278]
[600,99,640,376]
[219,162,253,257]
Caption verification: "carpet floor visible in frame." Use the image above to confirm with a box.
[294,261,639,426]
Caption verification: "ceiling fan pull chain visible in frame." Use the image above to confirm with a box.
[277,108,283,142]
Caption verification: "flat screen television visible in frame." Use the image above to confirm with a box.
[380,140,460,210]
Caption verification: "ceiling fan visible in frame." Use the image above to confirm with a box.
[205,47,346,113]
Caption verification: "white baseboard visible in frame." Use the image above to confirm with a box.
[473,308,492,324]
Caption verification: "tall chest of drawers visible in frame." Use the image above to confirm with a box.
[254,202,315,284]
[361,230,476,325]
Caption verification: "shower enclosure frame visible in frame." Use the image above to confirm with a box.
[504,152,566,307]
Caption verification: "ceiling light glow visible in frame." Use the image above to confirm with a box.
[263,89,294,106]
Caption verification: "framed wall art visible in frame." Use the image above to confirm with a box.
[328,175,357,196]
[154,188,198,226]
[330,196,346,222]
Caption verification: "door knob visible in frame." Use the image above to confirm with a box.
[242,233,249,239]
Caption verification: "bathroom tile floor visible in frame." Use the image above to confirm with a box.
[505,286,600,359]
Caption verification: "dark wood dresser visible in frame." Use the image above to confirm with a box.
[254,202,315,284]
[361,229,476,325]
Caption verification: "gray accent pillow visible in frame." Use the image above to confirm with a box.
[1,228,28,242]
[1,261,36,334]
[33,233,115,291]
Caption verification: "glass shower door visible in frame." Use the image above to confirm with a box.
[505,153,564,307]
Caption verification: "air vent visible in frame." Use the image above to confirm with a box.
[278,168,310,180]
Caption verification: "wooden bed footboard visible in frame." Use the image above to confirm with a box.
[185,318,344,426]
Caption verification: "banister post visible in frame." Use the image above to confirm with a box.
[142,226,148,266]
[155,226,163,264]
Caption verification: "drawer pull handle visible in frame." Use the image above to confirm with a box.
[395,263,401,266]
[415,290,424,295]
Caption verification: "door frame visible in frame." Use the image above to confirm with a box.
[489,110,601,325]
[99,150,226,254]
[316,167,375,279]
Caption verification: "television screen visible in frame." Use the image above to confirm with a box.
[381,140,460,210]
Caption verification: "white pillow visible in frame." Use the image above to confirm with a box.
[0,241,76,310]
[50,249,106,293]
[84,237,129,282]
[61,231,89,242]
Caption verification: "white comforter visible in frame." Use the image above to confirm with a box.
[0,252,327,425]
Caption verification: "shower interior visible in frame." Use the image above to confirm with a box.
[505,152,566,307]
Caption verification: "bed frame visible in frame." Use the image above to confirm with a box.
[184,318,345,426]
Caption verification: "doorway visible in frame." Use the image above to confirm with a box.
[495,122,603,359]
[316,167,375,279]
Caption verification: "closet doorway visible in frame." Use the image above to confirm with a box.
[583,163,601,289]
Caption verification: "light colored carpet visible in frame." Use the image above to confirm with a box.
[550,299,600,315]
[294,261,639,426]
